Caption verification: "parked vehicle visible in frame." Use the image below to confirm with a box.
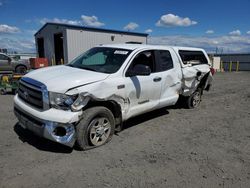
[0,74,22,95]
[14,44,213,150]
[0,53,29,73]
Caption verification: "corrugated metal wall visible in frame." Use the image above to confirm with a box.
[215,54,250,71]
[66,29,147,62]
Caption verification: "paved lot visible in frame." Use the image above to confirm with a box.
[0,72,250,188]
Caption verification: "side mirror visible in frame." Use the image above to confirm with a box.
[126,64,151,77]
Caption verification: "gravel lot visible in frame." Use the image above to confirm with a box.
[0,72,250,188]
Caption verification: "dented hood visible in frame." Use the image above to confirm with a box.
[24,65,109,93]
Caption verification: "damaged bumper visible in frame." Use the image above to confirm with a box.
[14,95,81,147]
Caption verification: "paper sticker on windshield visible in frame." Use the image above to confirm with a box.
[114,50,129,55]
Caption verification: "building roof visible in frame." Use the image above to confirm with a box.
[35,22,148,37]
[213,53,250,56]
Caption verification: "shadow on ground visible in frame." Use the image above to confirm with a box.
[13,100,186,153]
[122,98,187,131]
[13,123,73,153]
[122,107,170,130]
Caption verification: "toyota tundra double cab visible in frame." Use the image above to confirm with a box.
[14,44,213,150]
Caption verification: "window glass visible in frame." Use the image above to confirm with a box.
[157,50,173,71]
[0,54,8,60]
[69,47,131,74]
[83,52,106,65]
[129,51,155,72]
[179,50,208,65]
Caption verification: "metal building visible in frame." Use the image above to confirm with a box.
[213,53,250,71]
[34,23,148,65]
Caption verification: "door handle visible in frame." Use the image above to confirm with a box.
[153,77,162,82]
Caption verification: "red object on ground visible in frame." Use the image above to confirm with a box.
[210,67,215,75]
[29,58,48,69]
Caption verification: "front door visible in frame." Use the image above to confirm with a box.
[0,54,11,71]
[124,50,162,119]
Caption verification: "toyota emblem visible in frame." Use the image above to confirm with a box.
[23,91,29,100]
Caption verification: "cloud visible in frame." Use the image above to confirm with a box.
[38,15,105,27]
[81,15,104,27]
[148,35,250,53]
[40,18,81,25]
[0,2,2,6]
[124,22,139,31]
[206,30,214,34]
[25,29,37,35]
[247,31,250,35]
[0,24,20,34]
[229,30,241,36]
[39,15,105,27]
[0,37,35,52]
[156,14,197,27]
[145,29,153,33]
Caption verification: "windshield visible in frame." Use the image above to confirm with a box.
[68,47,132,73]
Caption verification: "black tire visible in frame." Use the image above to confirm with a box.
[0,88,7,95]
[15,65,27,74]
[186,88,202,109]
[12,89,18,95]
[76,106,115,150]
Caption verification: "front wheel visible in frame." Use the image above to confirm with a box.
[186,88,202,109]
[76,106,115,150]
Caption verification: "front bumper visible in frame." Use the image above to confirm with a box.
[14,95,82,147]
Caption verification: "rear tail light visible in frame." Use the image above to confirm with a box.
[210,68,215,75]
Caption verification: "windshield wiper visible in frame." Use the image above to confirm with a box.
[79,66,96,71]
[68,64,96,71]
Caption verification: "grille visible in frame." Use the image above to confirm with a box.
[18,78,45,109]
[14,107,44,127]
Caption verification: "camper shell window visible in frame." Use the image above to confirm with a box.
[179,50,208,65]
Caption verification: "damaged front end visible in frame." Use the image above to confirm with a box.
[44,121,76,147]
[14,105,78,147]
[14,89,127,147]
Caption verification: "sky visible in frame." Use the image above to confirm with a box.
[0,0,250,53]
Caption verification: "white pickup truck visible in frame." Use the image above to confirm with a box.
[14,44,213,150]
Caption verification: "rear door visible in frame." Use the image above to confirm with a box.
[154,49,182,108]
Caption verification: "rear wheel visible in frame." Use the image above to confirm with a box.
[187,88,202,109]
[15,65,27,74]
[76,106,115,150]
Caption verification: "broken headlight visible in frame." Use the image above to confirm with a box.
[49,92,89,111]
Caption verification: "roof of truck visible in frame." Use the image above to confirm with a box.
[100,44,206,52]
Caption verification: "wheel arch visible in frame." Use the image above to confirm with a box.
[15,64,27,72]
[85,100,123,131]
[197,72,210,93]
